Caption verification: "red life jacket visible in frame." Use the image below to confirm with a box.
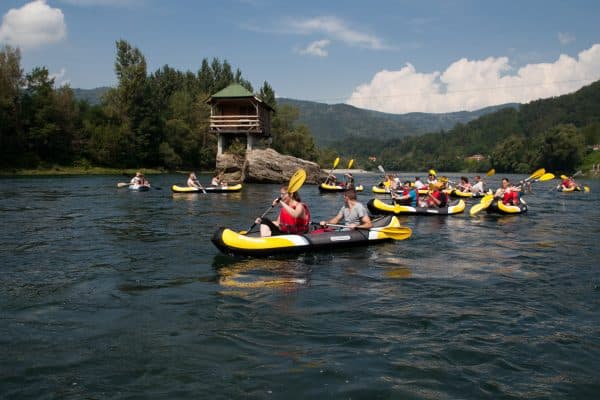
[279,203,310,234]
[502,191,519,205]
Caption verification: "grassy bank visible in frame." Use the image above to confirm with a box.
[0,166,166,176]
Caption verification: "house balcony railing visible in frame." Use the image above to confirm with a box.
[209,115,269,134]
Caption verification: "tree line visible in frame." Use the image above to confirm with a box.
[0,41,318,170]
[2,40,598,174]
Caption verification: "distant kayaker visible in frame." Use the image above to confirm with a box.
[495,178,520,205]
[413,177,425,190]
[426,182,448,208]
[255,186,311,237]
[427,173,437,185]
[392,181,418,207]
[344,173,355,190]
[210,174,221,186]
[458,176,472,192]
[187,172,203,189]
[471,175,484,194]
[130,171,149,186]
[320,189,372,230]
[560,176,577,190]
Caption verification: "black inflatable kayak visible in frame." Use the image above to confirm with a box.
[486,199,528,214]
[211,215,408,257]
[367,198,465,215]
[171,184,242,193]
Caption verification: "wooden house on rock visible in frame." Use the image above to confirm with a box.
[207,83,274,156]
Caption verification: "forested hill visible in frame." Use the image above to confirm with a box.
[335,80,600,174]
[277,98,519,146]
[73,88,517,145]
[72,87,110,105]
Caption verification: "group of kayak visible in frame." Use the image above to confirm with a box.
[117,171,242,193]
[116,166,588,258]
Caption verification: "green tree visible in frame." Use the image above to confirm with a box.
[532,124,585,173]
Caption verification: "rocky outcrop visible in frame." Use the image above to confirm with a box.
[215,149,325,184]
[215,153,245,184]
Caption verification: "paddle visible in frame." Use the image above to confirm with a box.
[325,157,340,184]
[117,182,131,188]
[486,168,496,177]
[322,223,412,241]
[469,194,494,216]
[240,169,307,235]
[377,165,387,187]
[347,159,354,169]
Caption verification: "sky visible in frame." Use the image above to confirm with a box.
[1,0,599,114]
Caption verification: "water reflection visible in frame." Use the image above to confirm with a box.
[213,256,311,290]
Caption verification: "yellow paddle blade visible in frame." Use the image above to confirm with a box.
[537,173,555,182]
[528,168,546,181]
[348,159,354,169]
[486,168,496,177]
[333,157,340,169]
[429,169,436,175]
[470,203,485,216]
[584,185,590,192]
[560,174,568,180]
[287,169,307,193]
[470,194,494,216]
[379,226,412,241]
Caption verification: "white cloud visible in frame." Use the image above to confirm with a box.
[558,32,575,45]
[347,44,600,114]
[289,16,385,50]
[297,39,330,57]
[50,67,70,86]
[0,0,66,50]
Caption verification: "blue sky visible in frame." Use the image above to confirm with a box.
[1,0,599,113]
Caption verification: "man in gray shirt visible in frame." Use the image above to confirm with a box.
[320,189,372,230]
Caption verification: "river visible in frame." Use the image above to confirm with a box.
[1,173,598,399]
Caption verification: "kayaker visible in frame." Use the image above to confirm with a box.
[427,173,437,185]
[471,175,484,194]
[325,174,338,186]
[130,171,149,186]
[210,173,221,186]
[495,178,520,205]
[187,172,203,189]
[426,182,448,208]
[320,189,372,230]
[391,181,418,207]
[344,173,355,190]
[560,176,577,190]
[413,177,425,190]
[458,176,472,192]
[255,186,311,237]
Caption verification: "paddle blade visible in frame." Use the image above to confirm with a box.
[528,168,546,181]
[429,169,436,176]
[486,168,496,177]
[287,169,307,193]
[584,185,590,192]
[378,165,385,174]
[470,203,485,216]
[471,194,494,215]
[117,182,130,188]
[537,173,555,182]
[380,226,412,241]
[348,159,354,169]
[333,157,340,169]
[560,174,568,180]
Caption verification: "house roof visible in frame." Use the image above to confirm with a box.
[210,83,254,98]
[207,83,275,111]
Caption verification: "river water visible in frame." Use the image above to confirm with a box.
[1,173,598,399]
